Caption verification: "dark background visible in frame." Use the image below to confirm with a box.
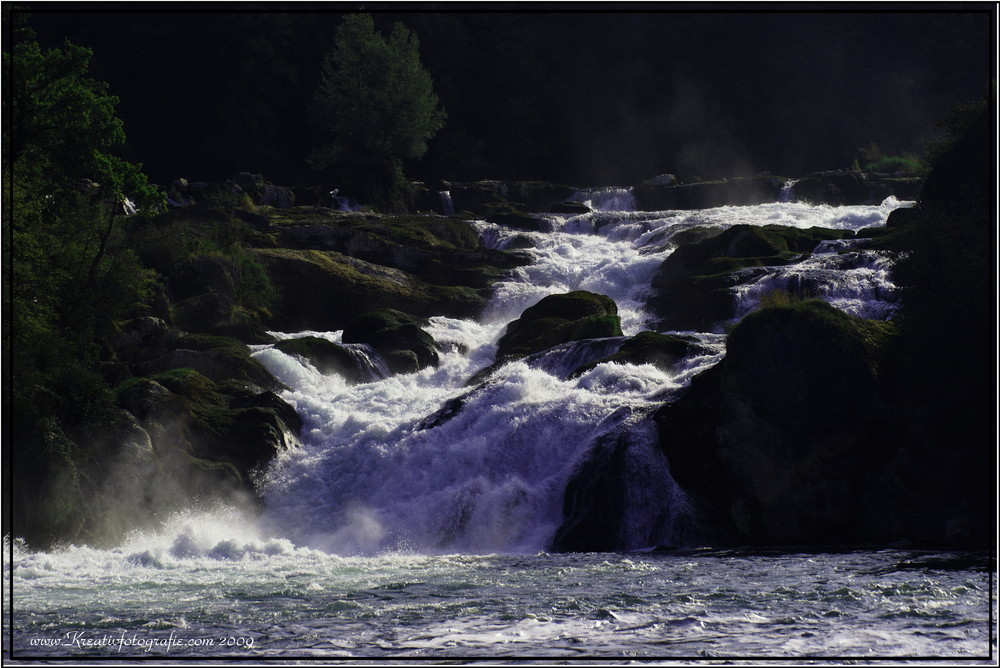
[21,4,995,189]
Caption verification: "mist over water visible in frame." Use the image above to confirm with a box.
[9,194,992,660]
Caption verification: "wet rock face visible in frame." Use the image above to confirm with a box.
[274,336,384,384]
[654,300,896,546]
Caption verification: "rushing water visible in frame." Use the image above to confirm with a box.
[6,195,995,660]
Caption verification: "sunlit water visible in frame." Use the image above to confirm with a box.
[8,197,994,660]
[6,531,994,659]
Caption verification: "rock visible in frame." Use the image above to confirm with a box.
[447,181,511,215]
[550,201,592,214]
[552,410,695,552]
[133,332,280,389]
[255,247,485,331]
[233,172,266,196]
[633,176,783,210]
[261,183,295,208]
[169,254,238,301]
[265,208,530,289]
[885,205,923,228]
[641,173,679,186]
[504,181,579,212]
[274,336,385,383]
[446,180,577,216]
[110,317,177,366]
[569,331,701,377]
[117,368,300,493]
[655,300,896,545]
[342,308,439,374]
[484,204,552,232]
[786,170,904,205]
[495,291,623,360]
[647,224,851,331]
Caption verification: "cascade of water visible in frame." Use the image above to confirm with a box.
[571,187,637,212]
[248,198,910,554]
[330,189,361,212]
[439,190,455,216]
[555,408,697,550]
[778,179,799,203]
[730,249,900,321]
[341,343,392,381]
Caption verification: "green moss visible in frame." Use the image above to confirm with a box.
[179,450,244,484]
[267,208,481,251]
[149,368,234,438]
[254,247,486,329]
[495,291,622,359]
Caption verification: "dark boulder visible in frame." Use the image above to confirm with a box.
[787,170,896,205]
[569,331,701,377]
[262,183,296,209]
[133,333,280,389]
[447,180,577,216]
[274,336,385,383]
[550,201,592,214]
[655,300,897,545]
[342,309,439,374]
[117,368,301,492]
[265,208,530,291]
[552,409,697,552]
[495,291,623,360]
[484,204,552,232]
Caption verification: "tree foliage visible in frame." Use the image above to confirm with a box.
[3,21,165,545]
[309,13,445,212]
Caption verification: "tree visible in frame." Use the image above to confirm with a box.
[3,20,164,545]
[309,13,445,212]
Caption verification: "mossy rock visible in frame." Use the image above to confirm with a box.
[724,300,893,435]
[495,291,623,360]
[254,247,486,331]
[263,208,529,289]
[133,333,280,390]
[484,203,551,232]
[569,331,700,377]
[648,224,852,330]
[116,367,301,500]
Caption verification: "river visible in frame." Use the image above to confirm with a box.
[6,194,995,661]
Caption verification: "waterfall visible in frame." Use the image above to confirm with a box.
[251,197,911,555]
[778,179,799,203]
[571,186,636,212]
[731,242,900,320]
[330,188,361,211]
[439,190,455,216]
[340,343,392,382]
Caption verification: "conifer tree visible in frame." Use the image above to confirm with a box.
[309,13,445,212]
